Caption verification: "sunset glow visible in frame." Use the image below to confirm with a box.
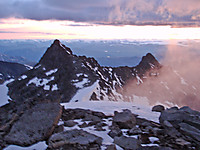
[1,18,200,40]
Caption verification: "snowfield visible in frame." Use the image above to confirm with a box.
[62,97,160,123]
[0,79,14,107]
[4,142,47,150]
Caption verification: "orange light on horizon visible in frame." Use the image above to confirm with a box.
[1,18,200,40]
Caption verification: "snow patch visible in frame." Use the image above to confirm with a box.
[18,75,27,81]
[59,43,71,54]
[0,79,14,106]
[76,73,88,78]
[4,141,47,150]
[149,137,159,143]
[136,75,143,85]
[62,97,160,123]
[45,68,58,76]
[52,84,58,91]
[27,76,54,90]
[74,78,89,89]
[24,64,33,70]
[34,64,41,69]
[71,80,99,102]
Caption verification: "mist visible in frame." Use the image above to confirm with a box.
[124,41,200,110]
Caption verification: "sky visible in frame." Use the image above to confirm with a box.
[1,0,200,40]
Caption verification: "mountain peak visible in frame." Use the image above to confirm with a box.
[51,39,73,55]
[136,53,161,73]
[52,39,61,46]
[38,40,73,68]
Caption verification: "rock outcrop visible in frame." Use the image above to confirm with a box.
[0,101,62,148]
[114,136,141,150]
[159,106,200,148]
[152,105,165,112]
[113,109,136,129]
[48,129,103,150]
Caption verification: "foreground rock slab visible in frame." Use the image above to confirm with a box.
[48,129,103,149]
[4,102,62,146]
[114,136,141,150]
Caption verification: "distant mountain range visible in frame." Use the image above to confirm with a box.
[0,61,31,82]
[0,53,35,66]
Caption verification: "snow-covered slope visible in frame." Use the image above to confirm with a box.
[0,79,14,107]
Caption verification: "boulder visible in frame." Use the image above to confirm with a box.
[159,107,188,128]
[106,144,116,150]
[152,105,165,112]
[114,136,141,150]
[64,120,77,127]
[82,114,101,122]
[113,109,136,129]
[48,129,102,149]
[139,133,151,144]
[128,126,142,135]
[108,125,122,138]
[4,102,62,146]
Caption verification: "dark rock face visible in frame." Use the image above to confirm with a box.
[113,109,136,129]
[7,39,162,104]
[159,106,200,148]
[152,105,165,112]
[114,136,141,150]
[4,102,62,146]
[0,61,29,81]
[48,129,103,150]
[7,40,98,104]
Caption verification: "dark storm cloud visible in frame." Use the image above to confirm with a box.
[1,0,200,26]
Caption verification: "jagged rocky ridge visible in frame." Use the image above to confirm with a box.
[7,39,161,104]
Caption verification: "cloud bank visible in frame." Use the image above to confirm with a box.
[0,0,200,26]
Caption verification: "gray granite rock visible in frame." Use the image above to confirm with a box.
[4,102,62,146]
[114,136,141,150]
[113,109,136,129]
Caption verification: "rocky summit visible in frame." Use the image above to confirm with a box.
[6,40,199,109]
[7,39,161,104]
